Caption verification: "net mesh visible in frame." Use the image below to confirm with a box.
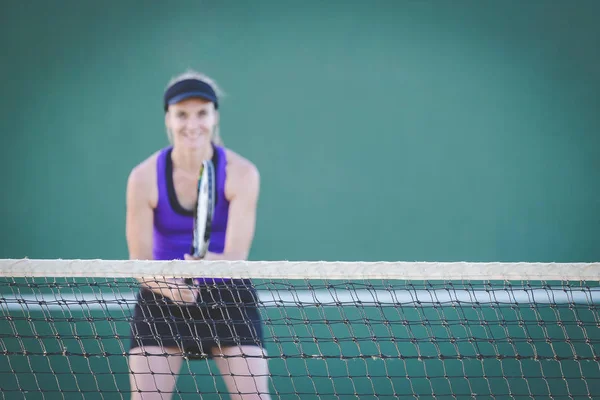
[0,259,599,399]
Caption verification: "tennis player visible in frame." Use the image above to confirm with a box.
[125,70,270,399]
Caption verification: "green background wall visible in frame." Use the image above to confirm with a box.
[1,0,599,263]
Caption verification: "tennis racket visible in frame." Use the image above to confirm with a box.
[191,159,216,258]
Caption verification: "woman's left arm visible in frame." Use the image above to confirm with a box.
[186,160,260,262]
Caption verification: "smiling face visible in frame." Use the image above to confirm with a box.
[165,97,220,150]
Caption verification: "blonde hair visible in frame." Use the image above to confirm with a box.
[164,69,225,146]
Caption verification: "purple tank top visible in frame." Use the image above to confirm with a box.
[152,144,229,262]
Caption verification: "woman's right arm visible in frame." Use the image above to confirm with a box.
[126,164,155,260]
[126,162,197,303]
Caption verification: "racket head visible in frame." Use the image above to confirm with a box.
[191,159,216,258]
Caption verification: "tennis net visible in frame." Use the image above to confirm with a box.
[0,259,599,399]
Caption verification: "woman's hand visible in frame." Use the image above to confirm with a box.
[138,277,198,305]
[165,284,198,304]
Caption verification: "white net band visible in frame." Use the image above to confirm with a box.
[1,258,599,280]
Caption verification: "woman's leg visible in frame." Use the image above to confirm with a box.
[128,345,184,400]
[211,345,271,400]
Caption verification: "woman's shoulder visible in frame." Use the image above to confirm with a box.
[126,150,161,206]
[222,147,260,199]
[223,147,259,179]
[129,150,161,181]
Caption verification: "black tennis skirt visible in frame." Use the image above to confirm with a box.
[129,279,264,359]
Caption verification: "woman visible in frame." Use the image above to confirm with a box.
[125,70,271,399]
